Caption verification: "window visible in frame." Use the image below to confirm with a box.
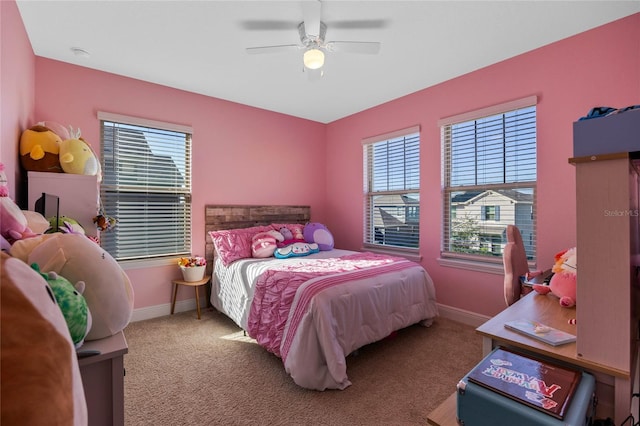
[482,205,500,221]
[440,96,537,263]
[363,126,420,251]
[99,112,192,262]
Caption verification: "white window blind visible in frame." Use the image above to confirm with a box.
[99,113,192,262]
[441,99,537,263]
[363,127,420,250]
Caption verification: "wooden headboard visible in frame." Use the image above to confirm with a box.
[204,204,311,276]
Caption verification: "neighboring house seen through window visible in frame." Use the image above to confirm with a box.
[363,126,420,252]
[99,112,192,262]
[440,97,537,263]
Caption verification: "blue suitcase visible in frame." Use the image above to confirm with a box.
[456,347,595,426]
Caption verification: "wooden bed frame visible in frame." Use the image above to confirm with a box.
[204,204,311,277]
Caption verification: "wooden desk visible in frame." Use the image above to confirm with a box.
[476,292,633,424]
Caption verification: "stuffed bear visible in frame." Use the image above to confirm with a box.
[1,252,88,425]
[533,247,577,308]
[32,264,92,348]
[20,124,64,173]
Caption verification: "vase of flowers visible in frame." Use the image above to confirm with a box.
[178,256,207,282]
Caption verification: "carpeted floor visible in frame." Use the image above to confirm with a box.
[123,308,482,425]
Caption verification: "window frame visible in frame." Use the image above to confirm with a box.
[98,111,193,266]
[438,96,538,271]
[362,125,421,258]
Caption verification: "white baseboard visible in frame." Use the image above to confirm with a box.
[131,298,206,322]
[436,303,490,328]
[132,299,491,328]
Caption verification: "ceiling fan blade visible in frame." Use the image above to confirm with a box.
[301,0,322,36]
[325,41,381,54]
[239,20,298,31]
[246,44,300,54]
[327,19,390,30]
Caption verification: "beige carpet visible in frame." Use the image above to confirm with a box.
[123,308,483,426]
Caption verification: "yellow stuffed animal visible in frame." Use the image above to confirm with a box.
[19,125,63,173]
[59,127,101,178]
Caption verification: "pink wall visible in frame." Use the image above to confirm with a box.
[3,2,638,317]
[0,0,35,200]
[30,60,326,309]
[325,13,640,317]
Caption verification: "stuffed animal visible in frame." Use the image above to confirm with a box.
[279,227,293,240]
[59,128,101,178]
[1,252,88,425]
[274,242,320,259]
[19,124,64,173]
[533,247,577,308]
[303,222,334,251]
[32,264,92,348]
[0,162,8,197]
[93,213,117,232]
[0,191,37,244]
[37,121,71,141]
[47,216,86,235]
[14,233,134,341]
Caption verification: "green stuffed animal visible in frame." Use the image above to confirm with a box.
[46,216,85,235]
[31,264,92,348]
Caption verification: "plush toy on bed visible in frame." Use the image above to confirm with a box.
[252,230,283,258]
[532,247,577,308]
[274,241,320,259]
[303,222,334,251]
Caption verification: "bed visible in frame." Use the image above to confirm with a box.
[205,204,438,391]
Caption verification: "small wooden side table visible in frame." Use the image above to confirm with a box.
[171,277,210,319]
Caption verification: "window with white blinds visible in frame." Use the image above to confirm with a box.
[363,127,420,251]
[440,98,537,263]
[99,112,192,262]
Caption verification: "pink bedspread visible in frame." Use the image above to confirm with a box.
[245,252,437,390]
[247,252,409,358]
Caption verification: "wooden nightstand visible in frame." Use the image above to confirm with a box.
[171,277,210,319]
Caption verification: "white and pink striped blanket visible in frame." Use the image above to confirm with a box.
[239,251,438,390]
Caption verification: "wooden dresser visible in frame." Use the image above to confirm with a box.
[78,331,128,426]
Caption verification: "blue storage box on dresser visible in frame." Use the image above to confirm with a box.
[456,347,595,426]
[573,107,640,157]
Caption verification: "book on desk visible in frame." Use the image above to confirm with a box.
[504,319,576,346]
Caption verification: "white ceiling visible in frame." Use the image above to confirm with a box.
[16,1,639,124]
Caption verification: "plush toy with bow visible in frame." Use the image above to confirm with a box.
[533,247,577,308]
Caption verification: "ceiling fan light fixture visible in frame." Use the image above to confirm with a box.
[303,48,324,70]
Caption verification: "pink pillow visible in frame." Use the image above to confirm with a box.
[209,226,271,266]
[251,232,277,258]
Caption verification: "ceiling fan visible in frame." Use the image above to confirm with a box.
[244,0,384,76]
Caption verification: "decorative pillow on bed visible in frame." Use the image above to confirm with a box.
[274,242,320,259]
[303,222,334,251]
[209,226,272,266]
[251,231,282,258]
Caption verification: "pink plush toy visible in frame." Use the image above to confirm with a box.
[0,163,37,244]
[533,247,577,308]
